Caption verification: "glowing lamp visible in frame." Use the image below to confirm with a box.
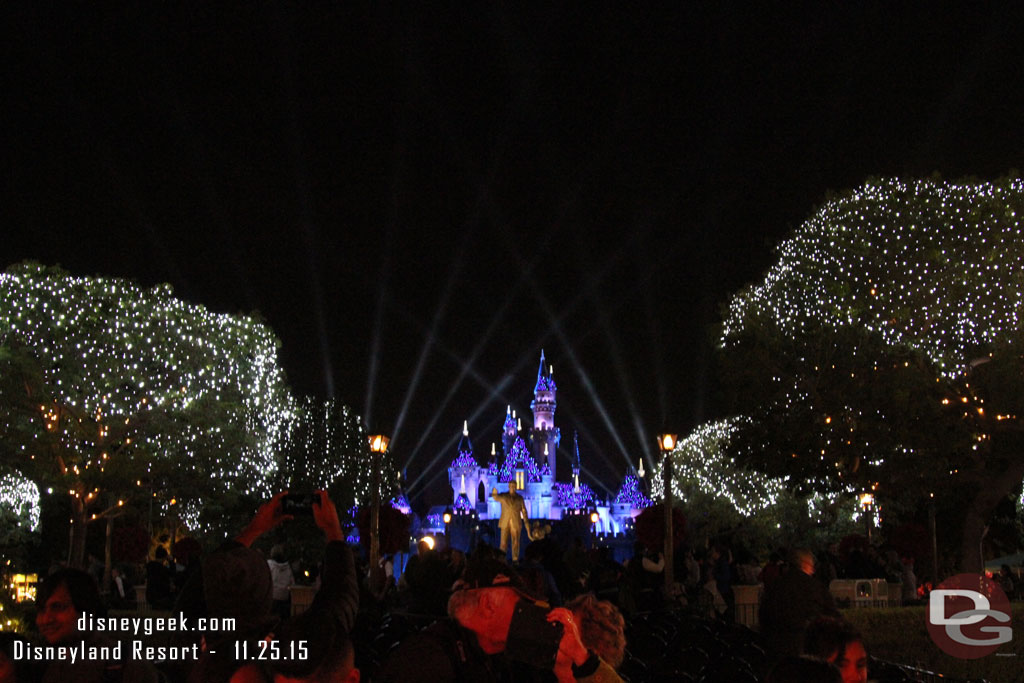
[657,434,678,452]
[11,574,37,602]
[368,434,390,453]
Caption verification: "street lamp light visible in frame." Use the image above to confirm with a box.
[367,434,390,570]
[859,492,874,542]
[657,433,678,597]
[443,507,453,548]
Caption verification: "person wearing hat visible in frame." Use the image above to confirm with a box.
[376,557,622,682]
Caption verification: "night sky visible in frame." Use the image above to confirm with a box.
[4,4,1024,508]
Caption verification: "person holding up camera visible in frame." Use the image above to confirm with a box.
[376,557,622,682]
[175,490,358,683]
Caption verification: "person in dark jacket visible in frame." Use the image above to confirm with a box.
[145,545,176,610]
[759,548,840,660]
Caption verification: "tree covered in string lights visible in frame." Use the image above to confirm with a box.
[650,419,786,517]
[0,469,41,570]
[720,177,1024,571]
[274,397,398,513]
[650,419,858,550]
[0,262,294,566]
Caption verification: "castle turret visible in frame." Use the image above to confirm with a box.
[449,420,481,506]
[530,350,561,475]
[502,405,517,459]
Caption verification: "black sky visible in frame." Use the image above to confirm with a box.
[4,4,1024,508]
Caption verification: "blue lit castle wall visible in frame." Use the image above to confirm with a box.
[447,351,652,536]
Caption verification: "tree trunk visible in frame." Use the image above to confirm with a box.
[103,515,114,596]
[958,453,1024,574]
[69,495,88,569]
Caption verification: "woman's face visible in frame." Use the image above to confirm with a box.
[829,640,868,683]
[36,583,79,644]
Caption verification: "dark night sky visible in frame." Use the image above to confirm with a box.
[4,4,1024,508]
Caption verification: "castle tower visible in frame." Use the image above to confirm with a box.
[530,350,561,475]
[501,405,518,459]
[449,420,480,507]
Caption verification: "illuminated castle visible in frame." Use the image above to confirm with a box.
[447,351,651,535]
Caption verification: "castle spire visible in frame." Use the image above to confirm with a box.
[572,431,581,474]
[531,349,560,476]
[502,406,517,458]
[457,419,473,455]
[534,349,555,392]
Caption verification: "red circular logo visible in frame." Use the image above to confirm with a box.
[926,573,1012,659]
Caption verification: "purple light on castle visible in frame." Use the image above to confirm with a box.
[535,375,557,392]
[499,436,541,483]
[613,474,652,508]
[449,451,479,472]
[553,481,596,508]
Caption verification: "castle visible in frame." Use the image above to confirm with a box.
[446,351,651,535]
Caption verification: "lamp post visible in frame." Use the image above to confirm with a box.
[859,492,874,542]
[443,508,453,548]
[368,434,390,570]
[657,433,677,597]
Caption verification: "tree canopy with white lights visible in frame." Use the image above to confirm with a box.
[0,262,294,566]
[275,397,398,512]
[720,177,1024,571]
